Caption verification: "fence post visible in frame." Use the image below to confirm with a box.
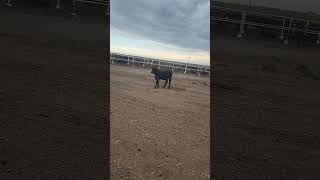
[72,0,77,16]
[280,18,286,39]
[143,58,145,67]
[198,67,201,76]
[237,11,246,38]
[305,20,310,34]
[184,65,187,74]
[56,0,62,9]
[284,17,293,45]
[127,56,129,65]
[241,12,246,34]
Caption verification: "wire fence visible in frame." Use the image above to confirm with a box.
[212,5,320,44]
[110,52,211,77]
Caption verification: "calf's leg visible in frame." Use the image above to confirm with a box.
[168,78,171,89]
[163,79,168,88]
[154,80,158,89]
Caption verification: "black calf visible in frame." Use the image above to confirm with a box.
[151,67,172,89]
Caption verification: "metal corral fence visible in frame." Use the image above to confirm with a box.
[211,5,320,45]
[110,52,211,77]
[3,0,109,16]
[71,0,109,16]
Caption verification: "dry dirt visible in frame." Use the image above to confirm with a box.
[0,5,107,179]
[110,64,210,179]
[213,31,320,179]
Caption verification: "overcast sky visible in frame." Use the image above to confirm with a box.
[111,0,210,65]
[218,0,320,14]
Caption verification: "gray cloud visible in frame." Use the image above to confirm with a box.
[111,0,209,52]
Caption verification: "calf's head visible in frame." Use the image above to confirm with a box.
[151,67,158,74]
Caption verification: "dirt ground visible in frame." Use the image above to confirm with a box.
[110,64,210,179]
[0,5,107,179]
[212,31,320,179]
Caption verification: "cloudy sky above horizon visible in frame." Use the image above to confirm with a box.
[111,0,210,65]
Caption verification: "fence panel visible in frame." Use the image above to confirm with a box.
[110,52,210,77]
[212,5,320,44]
